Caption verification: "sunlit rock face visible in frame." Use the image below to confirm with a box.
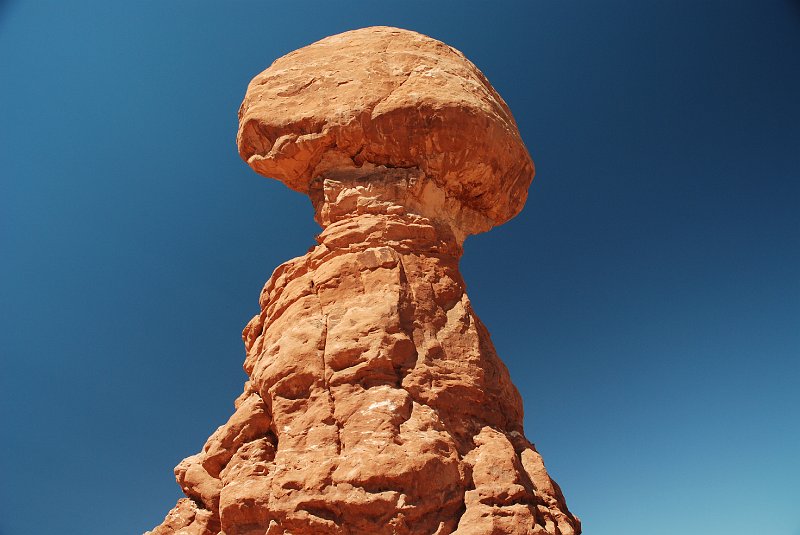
[236,25,534,239]
[149,26,579,535]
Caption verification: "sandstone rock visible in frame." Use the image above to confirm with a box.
[148,498,220,535]
[237,26,534,238]
[149,26,579,535]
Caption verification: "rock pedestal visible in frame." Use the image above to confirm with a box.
[149,27,579,535]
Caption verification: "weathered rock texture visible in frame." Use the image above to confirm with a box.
[149,26,579,535]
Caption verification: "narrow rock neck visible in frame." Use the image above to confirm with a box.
[309,166,467,258]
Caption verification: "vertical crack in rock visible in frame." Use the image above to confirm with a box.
[315,284,343,457]
[395,254,419,378]
[149,26,579,535]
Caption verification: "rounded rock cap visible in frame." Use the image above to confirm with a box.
[237,26,534,235]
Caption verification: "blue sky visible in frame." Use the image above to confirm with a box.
[1,1,798,534]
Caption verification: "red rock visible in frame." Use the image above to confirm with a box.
[237,26,534,239]
[149,26,579,535]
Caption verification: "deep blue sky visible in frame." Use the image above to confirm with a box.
[1,1,798,534]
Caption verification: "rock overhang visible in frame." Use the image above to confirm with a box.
[237,26,534,237]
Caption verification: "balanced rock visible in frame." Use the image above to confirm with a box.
[237,26,533,239]
[149,26,579,535]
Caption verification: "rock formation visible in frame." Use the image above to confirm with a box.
[149,26,580,535]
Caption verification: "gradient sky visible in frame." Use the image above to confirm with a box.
[1,1,799,534]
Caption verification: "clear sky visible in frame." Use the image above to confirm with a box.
[1,1,798,534]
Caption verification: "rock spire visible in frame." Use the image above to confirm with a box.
[149,26,579,535]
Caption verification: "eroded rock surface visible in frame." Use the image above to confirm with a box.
[149,27,579,535]
[237,26,534,238]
